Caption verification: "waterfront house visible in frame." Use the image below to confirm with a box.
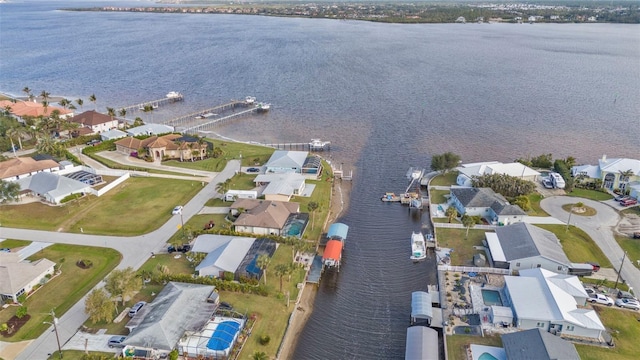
[230,199,299,236]
[486,223,572,274]
[0,100,72,123]
[125,123,174,137]
[501,328,580,360]
[114,134,207,161]
[0,252,56,303]
[571,155,640,196]
[69,110,119,134]
[449,187,526,225]
[100,129,127,141]
[254,172,306,202]
[456,161,540,187]
[503,268,604,341]
[0,156,60,181]
[264,150,308,174]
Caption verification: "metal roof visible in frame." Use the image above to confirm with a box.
[326,223,349,240]
[502,328,580,360]
[404,326,438,360]
[495,223,570,265]
[411,291,433,320]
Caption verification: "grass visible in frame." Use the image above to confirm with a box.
[562,203,597,217]
[166,214,230,245]
[0,177,202,235]
[581,277,630,292]
[88,152,192,177]
[537,224,612,268]
[164,141,276,172]
[527,192,548,216]
[226,173,260,191]
[48,351,116,360]
[205,197,228,207]
[429,171,458,187]
[615,235,640,270]
[0,244,121,341]
[576,307,640,360]
[435,228,488,266]
[429,189,449,204]
[0,239,32,249]
[567,188,614,201]
[446,334,502,360]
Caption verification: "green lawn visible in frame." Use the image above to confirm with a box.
[429,189,449,204]
[0,239,32,249]
[0,244,121,341]
[567,188,614,201]
[166,214,231,245]
[435,228,488,266]
[164,140,275,172]
[226,173,260,191]
[0,177,202,235]
[576,307,640,360]
[205,197,228,207]
[446,334,502,360]
[429,171,458,187]
[615,235,640,270]
[537,224,612,267]
[527,192,548,216]
[48,350,116,360]
[88,152,192,177]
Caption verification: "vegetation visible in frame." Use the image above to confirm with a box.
[516,153,553,169]
[104,267,142,307]
[471,173,536,198]
[430,152,461,173]
[615,235,640,271]
[526,192,547,216]
[446,334,502,360]
[429,171,458,186]
[47,351,116,360]
[537,224,612,267]
[576,307,640,360]
[84,288,116,323]
[567,188,613,201]
[435,228,487,266]
[0,179,20,203]
[164,140,275,172]
[553,158,575,192]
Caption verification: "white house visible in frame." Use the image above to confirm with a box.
[0,253,56,302]
[456,161,540,187]
[486,223,572,274]
[503,268,603,341]
[100,129,127,141]
[254,173,306,202]
[449,187,526,225]
[69,110,119,134]
[571,155,640,196]
[0,157,60,181]
[16,172,92,204]
[264,150,308,174]
[125,123,174,137]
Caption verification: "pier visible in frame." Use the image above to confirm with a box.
[181,106,260,135]
[163,100,245,127]
[116,92,184,113]
[263,139,331,152]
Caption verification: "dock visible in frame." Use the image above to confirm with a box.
[163,100,246,127]
[263,139,331,152]
[116,92,184,113]
[306,255,323,284]
[181,106,260,135]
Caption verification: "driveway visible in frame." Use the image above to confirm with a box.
[0,160,240,360]
[540,196,640,294]
[62,332,117,354]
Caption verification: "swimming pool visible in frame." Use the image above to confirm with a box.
[207,321,241,351]
[288,222,303,236]
[478,352,500,360]
[481,290,503,306]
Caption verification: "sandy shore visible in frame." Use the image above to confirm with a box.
[277,178,351,359]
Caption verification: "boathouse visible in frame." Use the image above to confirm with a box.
[404,326,439,360]
[322,223,349,270]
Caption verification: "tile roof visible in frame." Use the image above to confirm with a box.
[231,199,299,229]
[0,157,60,180]
[69,110,114,126]
[0,100,71,118]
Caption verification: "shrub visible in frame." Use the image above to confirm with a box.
[61,193,83,204]
[258,334,271,345]
[16,306,28,319]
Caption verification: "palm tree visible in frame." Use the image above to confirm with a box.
[107,107,116,122]
[274,263,289,292]
[58,98,70,109]
[461,214,476,238]
[307,201,319,230]
[252,352,268,360]
[2,105,12,116]
[256,254,271,285]
[89,94,97,110]
[7,126,27,150]
[619,169,635,194]
[142,104,154,122]
[40,90,50,103]
[445,206,458,223]
[22,87,31,101]
[76,98,84,110]
[41,100,49,116]
[118,108,127,121]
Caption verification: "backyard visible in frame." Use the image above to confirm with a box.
[0,244,121,341]
[446,334,502,360]
[164,140,276,172]
[576,307,640,360]
[435,228,487,266]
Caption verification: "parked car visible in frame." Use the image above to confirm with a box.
[541,178,554,189]
[0,248,10,253]
[620,198,638,207]
[246,167,260,173]
[86,139,102,146]
[615,298,640,311]
[590,293,614,306]
[171,205,183,215]
[614,194,629,201]
[128,301,146,317]
[617,290,637,300]
[588,262,601,272]
[108,335,127,348]
[168,244,191,253]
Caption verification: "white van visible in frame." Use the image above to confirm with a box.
[549,172,566,189]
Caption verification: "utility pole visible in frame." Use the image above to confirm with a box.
[44,309,63,359]
[614,251,628,290]
[565,206,574,231]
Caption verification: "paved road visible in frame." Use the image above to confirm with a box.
[540,196,640,294]
[0,160,239,360]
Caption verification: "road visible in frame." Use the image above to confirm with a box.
[0,160,240,360]
[540,196,640,294]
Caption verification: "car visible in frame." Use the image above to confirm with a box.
[620,198,638,207]
[588,262,600,272]
[617,290,637,300]
[171,205,183,215]
[246,167,260,173]
[108,335,127,348]
[219,301,233,310]
[589,293,614,306]
[0,248,10,253]
[614,194,629,201]
[541,178,553,189]
[615,298,640,311]
[86,139,102,146]
[128,301,146,317]
[168,244,191,253]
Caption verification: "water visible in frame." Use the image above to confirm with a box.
[2,1,639,359]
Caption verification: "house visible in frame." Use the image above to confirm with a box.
[486,223,571,274]
[100,129,127,141]
[254,173,306,201]
[264,150,308,174]
[69,110,119,134]
[114,134,207,161]
[125,123,174,137]
[0,100,72,123]
[449,187,526,225]
[501,328,580,360]
[230,199,299,236]
[123,282,217,357]
[456,161,540,187]
[503,268,604,341]
[571,155,640,196]
[0,157,60,180]
[16,172,92,204]
[0,252,56,302]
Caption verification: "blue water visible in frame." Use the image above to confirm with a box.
[2,2,639,359]
[482,290,503,306]
[478,353,500,360]
[288,222,303,236]
[207,321,240,351]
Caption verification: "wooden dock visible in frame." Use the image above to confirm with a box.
[117,93,184,113]
[163,100,245,127]
[181,106,260,135]
[263,139,331,152]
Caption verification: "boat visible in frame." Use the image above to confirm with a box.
[166,91,182,99]
[245,96,256,104]
[410,232,427,261]
[195,112,216,119]
[381,192,401,202]
[256,102,271,112]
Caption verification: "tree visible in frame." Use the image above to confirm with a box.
[0,180,21,203]
[142,104,154,122]
[133,117,144,127]
[530,153,553,169]
[76,98,84,110]
[307,201,319,230]
[84,288,115,323]
[256,254,271,285]
[619,169,634,193]
[22,87,32,101]
[58,98,70,109]
[471,173,536,198]
[513,195,531,211]
[431,152,461,173]
[89,94,97,110]
[15,306,27,319]
[461,214,476,238]
[118,108,127,120]
[104,267,142,306]
[252,351,268,360]
[445,206,458,223]
[106,107,116,122]
[274,263,289,292]
[6,126,27,150]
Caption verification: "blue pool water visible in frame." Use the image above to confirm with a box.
[478,353,499,360]
[207,321,241,351]
[288,222,303,236]
[481,290,503,306]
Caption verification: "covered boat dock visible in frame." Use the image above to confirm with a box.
[405,326,439,360]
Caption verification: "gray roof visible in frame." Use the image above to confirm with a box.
[123,282,216,351]
[100,129,127,140]
[265,150,308,171]
[125,124,174,136]
[451,187,507,207]
[495,223,570,265]
[411,291,433,320]
[195,237,255,274]
[502,328,580,360]
[405,326,439,360]
[0,253,55,296]
[17,172,90,202]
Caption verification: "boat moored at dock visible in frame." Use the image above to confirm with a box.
[166,91,183,99]
[256,102,271,112]
[381,192,401,202]
[410,231,427,261]
[321,222,349,272]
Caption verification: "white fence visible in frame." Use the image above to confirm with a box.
[92,173,130,197]
[433,223,497,230]
[437,265,510,275]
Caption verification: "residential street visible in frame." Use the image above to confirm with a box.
[0,160,239,360]
[540,196,640,294]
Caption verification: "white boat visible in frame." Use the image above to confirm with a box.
[245,96,256,104]
[166,91,182,99]
[256,102,271,112]
[410,232,427,261]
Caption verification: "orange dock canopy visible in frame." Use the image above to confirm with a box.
[322,239,343,261]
